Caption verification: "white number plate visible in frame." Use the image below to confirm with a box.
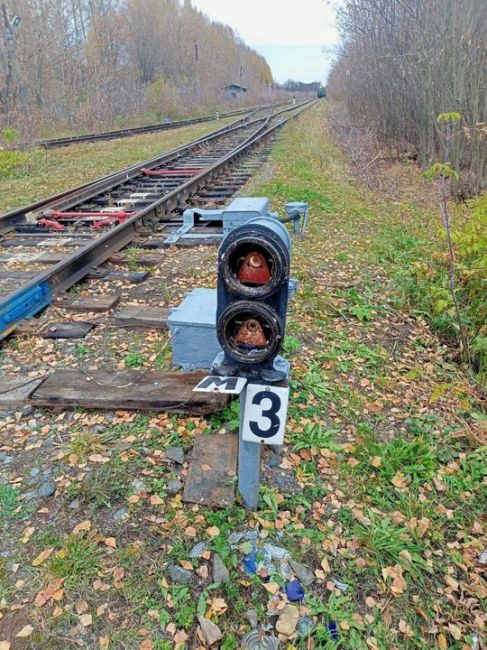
[241,384,289,446]
[193,375,247,395]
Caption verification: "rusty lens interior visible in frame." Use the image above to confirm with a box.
[229,243,274,288]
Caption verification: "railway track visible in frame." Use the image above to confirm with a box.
[0,100,315,342]
[14,100,291,150]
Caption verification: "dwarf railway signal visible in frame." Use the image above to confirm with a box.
[213,216,292,383]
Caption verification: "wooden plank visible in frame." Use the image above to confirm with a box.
[0,271,36,279]
[112,306,169,329]
[183,434,238,507]
[31,252,65,264]
[68,294,121,313]
[41,321,96,339]
[99,270,149,284]
[0,376,44,410]
[29,369,229,415]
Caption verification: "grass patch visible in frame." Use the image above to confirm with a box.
[48,536,102,587]
[0,485,20,524]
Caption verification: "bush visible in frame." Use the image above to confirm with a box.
[378,193,487,383]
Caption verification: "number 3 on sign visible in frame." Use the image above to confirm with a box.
[241,384,289,446]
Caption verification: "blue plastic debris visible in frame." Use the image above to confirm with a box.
[243,551,257,575]
[285,579,304,602]
[328,621,339,641]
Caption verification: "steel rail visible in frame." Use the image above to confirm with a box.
[0,100,310,236]
[14,100,292,150]
[0,100,316,339]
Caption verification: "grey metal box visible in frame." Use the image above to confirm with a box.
[168,288,221,370]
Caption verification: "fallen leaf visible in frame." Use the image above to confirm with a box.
[75,600,89,614]
[21,526,35,544]
[32,547,54,566]
[209,597,228,615]
[113,567,125,581]
[448,623,462,641]
[184,526,197,537]
[263,582,280,594]
[79,614,93,627]
[201,464,212,471]
[150,495,164,506]
[206,526,220,538]
[391,472,409,489]
[72,520,91,535]
[139,640,153,650]
[16,626,34,638]
[104,537,117,548]
[99,637,109,649]
[371,456,382,467]
[34,578,64,607]
[0,642,11,650]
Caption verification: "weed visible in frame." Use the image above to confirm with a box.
[63,429,120,462]
[69,459,130,509]
[49,536,101,587]
[283,334,301,354]
[74,343,89,357]
[0,485,20,523]
[125,351,145,367]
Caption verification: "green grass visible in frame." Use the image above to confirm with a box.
[48,536,102,587]
[0,485,20,523]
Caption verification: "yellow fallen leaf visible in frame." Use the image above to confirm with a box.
[32,547,54,566]
[99,637,110,649]
[180,560,193,570]
[321,558,330,573]
[209,597,228,615]
[206,526,220,538]
[128,494,140,503]
[72,520,91,535]
[16,625,34,638]
[448,623,462,641]
[371,456,382,468]
[104,537,117,548]
[21,526,35,544]
[52,588,64,601]
[79,614,93,627]
[0,642,11,650]
[263,582,280,594]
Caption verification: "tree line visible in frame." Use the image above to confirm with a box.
[0,0,274,137]
[327,0,487,197]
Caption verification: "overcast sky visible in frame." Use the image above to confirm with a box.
[190,0,341,84]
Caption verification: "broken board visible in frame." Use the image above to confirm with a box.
[29,369,229,415]
[112,306,169,329]
[68,294,121,313]
[183,434,238,507]
[0,376,44,410]
[41,321,96,339]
